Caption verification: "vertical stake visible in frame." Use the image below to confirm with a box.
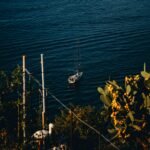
[22,55,26,144]
[41,54,45,129]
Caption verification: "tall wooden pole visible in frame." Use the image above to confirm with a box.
[41,54,45,129]
[22,55,26,144]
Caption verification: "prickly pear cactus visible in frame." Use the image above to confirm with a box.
[98,65,150,144]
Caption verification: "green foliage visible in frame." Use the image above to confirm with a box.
[0,66,47,148]
[0,66,22,148]
[98,64,150,148]
[11,65,22,90]
[53,105,102,149]
[0,71,9,100]
[54,105,99,137]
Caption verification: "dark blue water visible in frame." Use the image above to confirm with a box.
[0,0,150,111]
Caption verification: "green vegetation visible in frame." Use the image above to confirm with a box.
[0,66,22,148]
[53,105,102,150]
[97,66,150,149]
[0,66,39,149]
[0,65,149,149]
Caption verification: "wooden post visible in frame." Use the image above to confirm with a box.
[22,55,26,144]
[41,54,45,129]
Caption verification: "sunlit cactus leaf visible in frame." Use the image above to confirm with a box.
[134,119,144,123]
[131,124,141,131]
[100,95,111,107]
[128,111,134,122]
[100,111,106,116]
[104,86,109,95]
[141,71,150,79]
[142,92,146,97]
[104,104,109,110]
[140,104,144,110]
[144,99,147,108]
[107,128,117,134]
[97,87,105,95]
[133,91,137,95]
[126,85,131,95]
[108,80,120,89]
[147,96,150,107]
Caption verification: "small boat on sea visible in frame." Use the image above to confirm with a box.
[68,71,83,84]
[68,42,83,84]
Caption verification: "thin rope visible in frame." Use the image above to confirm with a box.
[26,69,42,87]
[25,69,120,150]
[48,91,119,150]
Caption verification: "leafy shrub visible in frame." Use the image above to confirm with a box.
[97,65,150,148]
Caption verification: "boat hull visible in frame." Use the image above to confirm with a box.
[68,72,83,84]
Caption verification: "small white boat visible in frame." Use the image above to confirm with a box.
[68,42,83,84]
[68,71,83,84]
[32,129,49,140]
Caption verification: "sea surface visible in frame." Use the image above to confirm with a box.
[0,0,150,114]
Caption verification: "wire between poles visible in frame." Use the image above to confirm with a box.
[25,69,120,150]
